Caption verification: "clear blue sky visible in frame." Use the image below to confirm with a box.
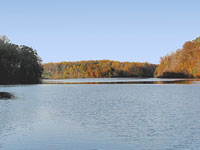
[1,0,200,64]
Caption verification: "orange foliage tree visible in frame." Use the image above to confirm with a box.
[43,60,157,79]
[155,37,200,78]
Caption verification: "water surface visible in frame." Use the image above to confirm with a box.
[0,79,200,149]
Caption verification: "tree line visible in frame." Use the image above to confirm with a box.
[155,37,200,78]
[43,60,157,79]
[0,35,43,84]
[1,34,200,83]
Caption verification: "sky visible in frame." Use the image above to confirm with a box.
[1,0,200,64]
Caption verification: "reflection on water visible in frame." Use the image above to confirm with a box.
[43,78,197,84]
[0,82,200,149]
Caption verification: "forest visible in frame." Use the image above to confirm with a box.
[0,35,43,84]
[1,34,200,83]
[155,37,200,78]
[43,60,157,79]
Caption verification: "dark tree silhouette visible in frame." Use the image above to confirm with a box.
[0,35,43,84]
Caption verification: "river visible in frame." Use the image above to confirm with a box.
[0,78,200,149]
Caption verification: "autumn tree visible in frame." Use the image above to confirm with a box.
[43,60,157,79]
[155,37,200,78]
